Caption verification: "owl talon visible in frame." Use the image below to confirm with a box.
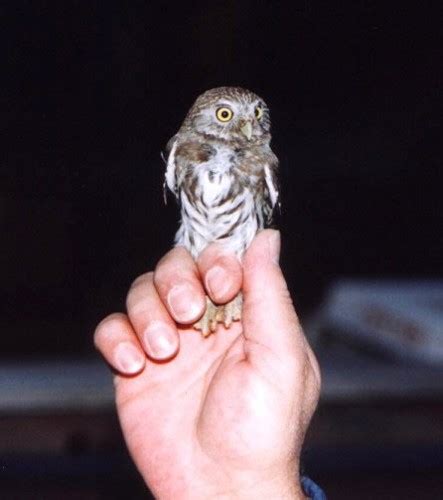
[228,292,242,328]
[193,293,243,336]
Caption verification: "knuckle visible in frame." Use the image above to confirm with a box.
[307,347,322,395]
[95,312,122,332]
[153,260,169,287]
[197,243,221,264]
[129,272,153,292]
[199,244,238,268]
[94,313,124,347]
[154,252,183,285]
[214,254,237,272]
[127,273,154,309]
[154,257,197,295]
[157,246,190,272]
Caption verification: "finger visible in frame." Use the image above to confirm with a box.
[94,313,146,375]
[126,272,180,360]
[154,246,206,323]
[197,243,242,304]
[242,229,306,360]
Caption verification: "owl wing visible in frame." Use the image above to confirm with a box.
[163,135,179,203]
[164,138,217,204]
[263,155,280,225]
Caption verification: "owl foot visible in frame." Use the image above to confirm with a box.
[194,293,243,337]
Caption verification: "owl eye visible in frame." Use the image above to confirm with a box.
[255,106,264,120]
[216,107,233,122]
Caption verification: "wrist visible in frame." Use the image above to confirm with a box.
[181,469,306,500]
[214,476,305,500]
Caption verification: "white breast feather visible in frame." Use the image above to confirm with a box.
[173,144,262,259]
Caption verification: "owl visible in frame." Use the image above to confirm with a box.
[164,87,279,335]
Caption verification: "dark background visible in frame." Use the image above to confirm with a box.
[2,1,442,358]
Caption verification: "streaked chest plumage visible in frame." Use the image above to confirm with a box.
[170,140,274,258]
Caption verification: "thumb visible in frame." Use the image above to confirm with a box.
[242,230,305,360]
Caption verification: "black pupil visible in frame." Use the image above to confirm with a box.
[221,110,229,118]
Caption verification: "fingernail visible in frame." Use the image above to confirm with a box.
[115,342,145,374]
[205,265,231,300]
[167,284,202,322]
[268,230,281,264]
[144,323,178,359]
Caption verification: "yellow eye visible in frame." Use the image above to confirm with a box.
[216,107,233,122]
[255,106,263,120]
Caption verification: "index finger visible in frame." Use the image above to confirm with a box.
[153,246,206,324]
[126,272,180,360]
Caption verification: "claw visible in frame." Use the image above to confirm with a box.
[194,293,243,336]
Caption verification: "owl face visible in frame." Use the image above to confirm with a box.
[182,87,271,145]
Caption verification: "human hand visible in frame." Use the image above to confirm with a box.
[94,230,321,499]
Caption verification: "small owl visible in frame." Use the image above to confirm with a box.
[164,87,279,335]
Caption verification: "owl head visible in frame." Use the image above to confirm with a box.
[181,87,271,144]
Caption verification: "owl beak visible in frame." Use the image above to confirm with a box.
[240,121,253,141]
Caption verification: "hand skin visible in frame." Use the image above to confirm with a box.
[94,230,321,499]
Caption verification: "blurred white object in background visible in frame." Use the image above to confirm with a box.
[315,280,443,365]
